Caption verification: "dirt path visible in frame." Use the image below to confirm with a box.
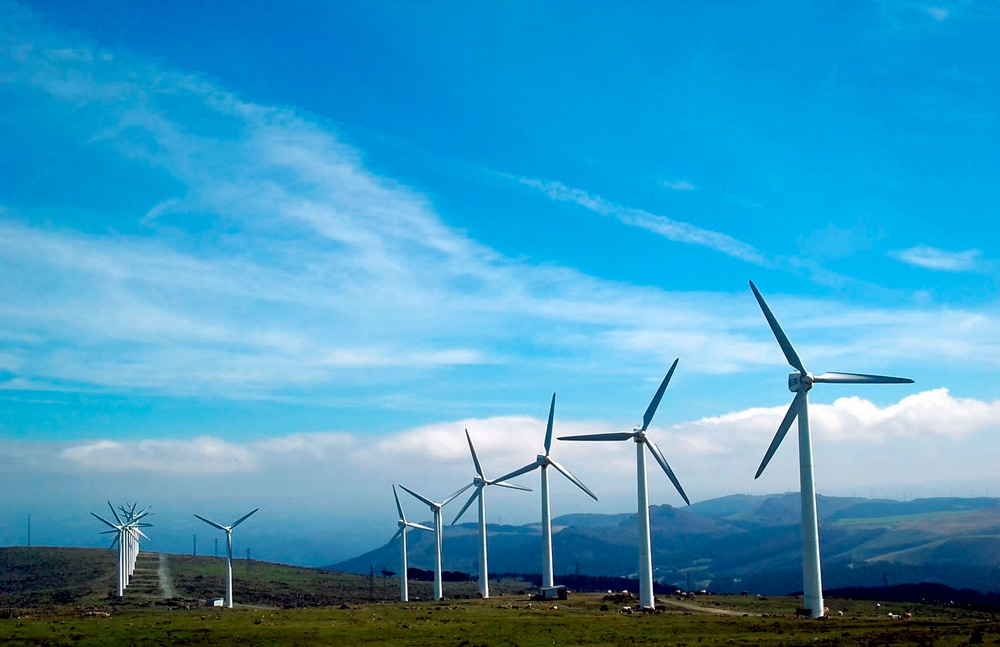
[659,598,749,616]
[158,553,176,599]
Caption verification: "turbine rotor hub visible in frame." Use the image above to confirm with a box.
[536,453,548,464]
[788,372,814,392]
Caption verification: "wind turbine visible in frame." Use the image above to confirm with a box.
[398,484,470,601]
[389,484,432,602]
[749,280,913,618]
[194,508,259,608]
[494,393,598,589]
[92,502,152,597]
[451,429,531,599]
[559,359,689,610]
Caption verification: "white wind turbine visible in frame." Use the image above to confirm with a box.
[494,393,598,589]
[451,429,531,598]
[194,508,259,608]
[389,484,433,602]
[92,502,152,597]
[559,359,689,610]
[749,280,913,618]
[398,484,470,601]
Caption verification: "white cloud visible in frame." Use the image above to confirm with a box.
[891,245,982,272]
[661,179,695,191]
[60,437,259,474]
[517,178,768,265]
[927,7,950,21]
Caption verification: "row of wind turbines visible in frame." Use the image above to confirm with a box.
[92,503,258,608]
[390,281,913,618]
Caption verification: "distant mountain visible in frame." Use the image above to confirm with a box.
[328,494,1000,594]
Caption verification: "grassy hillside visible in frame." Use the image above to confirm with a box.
[0,547,530,609]
[1,588,998,647]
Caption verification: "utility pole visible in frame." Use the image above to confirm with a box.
[215,537,219,557]
[192,534,196,556]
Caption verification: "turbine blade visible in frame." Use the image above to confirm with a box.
[492,462,539,484]
[465,429,484,477]
[136,528,150,540]
[109,535,119,550]
[755,389,807,479]
[558,432,634,441]
[548,459,598,501]
[389,527,403,545]
[813,372,914,384]
[408,522,433,532]
[749,280,807,374]
[230,508,259,529]
[443,482,474,506]
[107,502,123,525]
[99,529,117,535]
[451,487,481,525]
[490,481,532,492]
[543,393,556,454]
[398,484,436,508]
[646,439,690,505]
[91,512,118,530]
[194,514,227,532]
[393,485,407,522]
[643,358,679,431]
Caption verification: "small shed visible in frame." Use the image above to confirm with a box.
[205,598,225,607]
[539,585,567,600]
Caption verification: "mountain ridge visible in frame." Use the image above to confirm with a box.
[330,494,1000,594]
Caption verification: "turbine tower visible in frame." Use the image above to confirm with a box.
[494,393,598,589]
[194,508,259,608]
[398,484,470,601]
[389,484,432,602]
[749,280,913,618]
[451,429,531,599]
[559,359,689,610]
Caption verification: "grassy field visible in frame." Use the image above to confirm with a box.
[2,593,999,646]
[3,547,1000,646]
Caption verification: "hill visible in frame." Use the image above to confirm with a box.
[330,494,1000,594]
[0,547,528,608]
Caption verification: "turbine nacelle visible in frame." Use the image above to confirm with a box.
[788,372,814,392]
[536,453,548,465]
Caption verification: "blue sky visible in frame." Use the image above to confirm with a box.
[2,1,1000,564]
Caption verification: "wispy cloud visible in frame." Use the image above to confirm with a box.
[517,178,768,265]
[661,179,695,191]
[891,245,983,272]
[927,7,950,21]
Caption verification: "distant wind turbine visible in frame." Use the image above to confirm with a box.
[92,501,152,598]
[398,484,470,601]
[494,393,598,590]
[389,484,432,602]
[451,429,531,599]
[749,280,913,618]
[560,359,689,610]
[194,508,259,608]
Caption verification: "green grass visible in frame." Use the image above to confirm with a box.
[1,594,999,647]
[4,547,1000,646]
[829,510,977,528]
